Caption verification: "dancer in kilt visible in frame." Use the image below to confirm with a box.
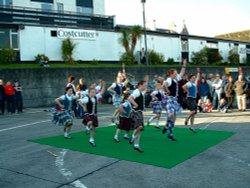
[128,80,147,153]
[113,93,132,142]
[53,87,77,139]
[147,79,164,129]
[182,68,200,133]
[79,88,98,147]
[162,59,187,141]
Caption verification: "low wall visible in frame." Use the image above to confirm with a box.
[0,66,249,107]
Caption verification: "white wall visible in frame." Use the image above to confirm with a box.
[19,26,122,61]
[93,0,105,15]
[19,26,250,63]
[218,42,230,62]
[239,44,247,64]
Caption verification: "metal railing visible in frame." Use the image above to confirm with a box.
[0,5,114,29]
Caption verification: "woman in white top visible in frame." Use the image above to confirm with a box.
[162,59,187,141]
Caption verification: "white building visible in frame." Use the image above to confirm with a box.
[0,0,250,63]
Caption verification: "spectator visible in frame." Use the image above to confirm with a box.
[140,48,146,65]
[225,75,235,111]
[199,77,210,102]
[212,74,223,110]
[39,55,49,67]
[204,98,212,113]
[0,79,5,115]
[221,75,229,99]
[4,81,15,114]
[14,80,23,113]
[218,98,228,113]
[234,74,248,111]
[67,76,76,95]
[197,98,205,112]
[207,73,215,99]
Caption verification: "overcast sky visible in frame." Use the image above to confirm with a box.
[105,0,250,37]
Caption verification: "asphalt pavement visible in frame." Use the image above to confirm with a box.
[0,104,250,188]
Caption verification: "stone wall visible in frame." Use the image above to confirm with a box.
[0,66,249,107]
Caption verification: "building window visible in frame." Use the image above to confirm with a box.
[0,0,12,6]
[41,3,53,11]
[31,0,54,3]
[57,3,64,13]
[76,0,93,8]
[77,6,93,14]
[0,28,18,49]
[206,41,218,49]
[181,39,188,52]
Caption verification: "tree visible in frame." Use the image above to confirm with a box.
[131,25,142,54]
[119,25,142,64]
[228,49,240,65]
[61,38,77,64]
[191,48,208,65]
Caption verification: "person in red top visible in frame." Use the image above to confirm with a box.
[5,81,15,113]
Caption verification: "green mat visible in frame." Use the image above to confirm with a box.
[30,126,234,169]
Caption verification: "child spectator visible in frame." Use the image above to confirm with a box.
[218,98,228,113]
[204,99,212,113]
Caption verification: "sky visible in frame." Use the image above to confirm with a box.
[105,0,250,37]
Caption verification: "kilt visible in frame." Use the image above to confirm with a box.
[152,101,162,114]
[186,97,197,111]
[130,110,144,129]
[51,108,73,127]
[165,96,182,114]
[118,116,131,131]
[82,114,99,127]
[113,95,122,108]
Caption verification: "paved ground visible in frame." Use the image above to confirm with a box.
[0,104,250,188]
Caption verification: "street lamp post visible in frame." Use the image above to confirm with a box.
[141,0,148,66]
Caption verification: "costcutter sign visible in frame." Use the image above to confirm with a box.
[57,28,96,40]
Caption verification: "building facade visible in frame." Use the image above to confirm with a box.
[0,0,250,63]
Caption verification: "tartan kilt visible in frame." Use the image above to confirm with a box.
[152,101,162,114]
[130,110,144,129]
[118,116,131,131]
[82,114,99,127]
[186,97,197,111]
[165,96,182,114]
[113,95,122,108]
[51,108,73,127]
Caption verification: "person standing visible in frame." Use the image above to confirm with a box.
[4,81,15,114]
[14,80,23,113]
[225,75,235,111]
[183,68,200,133]
[128,80,147,152]
[0,79,5,115]
[162,59,187,141]
[212,74,223,110]
[234,74,248,111]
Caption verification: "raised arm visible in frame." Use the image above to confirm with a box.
[179,59,187,77]
[196,67,201,82]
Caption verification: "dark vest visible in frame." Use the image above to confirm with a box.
[61,95,71,110]
[134,91,144,111]
[155,91,162,101]
[86,96,97,114]
[169,79,177,97]
[114,84,122,95]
